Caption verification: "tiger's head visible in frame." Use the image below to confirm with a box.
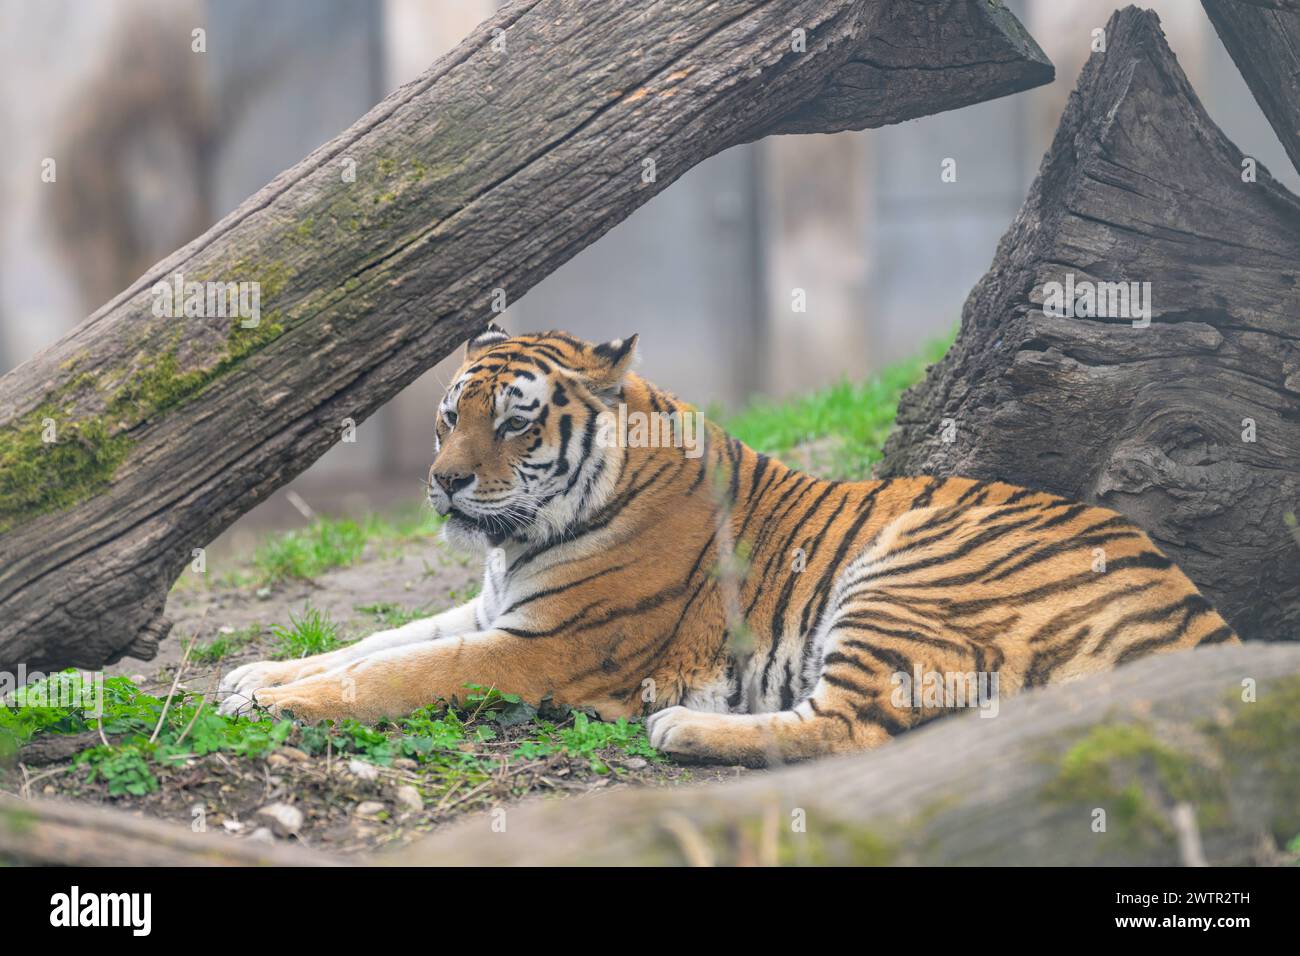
[428,326,638,550]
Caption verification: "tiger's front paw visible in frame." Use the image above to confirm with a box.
[217,680,343,723]
[219,659,303,698]
[647,706,768,766]
[216,686,268,719]
[646,706,715,759]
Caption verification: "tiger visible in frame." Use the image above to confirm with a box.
[218,327,1239,765]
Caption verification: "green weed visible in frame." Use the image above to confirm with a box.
[725,332,952,480]
[3,671,658,802]
[2,673,295,796]
[270,606,344,659]
[192,624,262,664]
[513,711,659,773]
[253,508,442,585]
[354,602,428,629]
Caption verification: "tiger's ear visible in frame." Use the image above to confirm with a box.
[585,334,639,394]
[464,323,509,361]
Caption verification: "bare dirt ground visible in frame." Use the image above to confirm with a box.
[114,543,483,696]
[3,528,748,856]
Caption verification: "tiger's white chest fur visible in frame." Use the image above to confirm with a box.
[474,547,510,629]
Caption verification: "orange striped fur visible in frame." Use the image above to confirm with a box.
[219,329,1238,765]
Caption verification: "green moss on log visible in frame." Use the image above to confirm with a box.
[0,261,293,532]
[1209,674,1300,841]
[798,818,898,866]
[0,402,132,534]
[652,808,899,866]
[1042,722,1226,845]
[2,802,37,836]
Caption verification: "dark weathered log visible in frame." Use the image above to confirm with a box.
[0,0,1053,673]
[0,793,343,866]
[1202,0,1300,175]
[766,0,1051,135]
[879,6,1300,642]
[393,644,1300,865]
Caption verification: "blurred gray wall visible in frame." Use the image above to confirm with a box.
[1,0,1297,540]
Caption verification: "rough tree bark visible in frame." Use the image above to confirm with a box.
[1201,0,1300,176]
[879,6,1300,642]
[0,0,1053,673]
[4,643,1295,866]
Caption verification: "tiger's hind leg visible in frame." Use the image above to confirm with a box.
[648,495,1238,766]
[646,610,967,766]
[647,521,995,765]
[645,675,888,766]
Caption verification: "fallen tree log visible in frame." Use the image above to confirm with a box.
[0,0,1052,673]
[1201,0,1300,176]
[0,793,342,866]
[393,643,1300,865]
[878,6,1300,642]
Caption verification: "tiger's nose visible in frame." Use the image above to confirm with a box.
[432,471,474,496]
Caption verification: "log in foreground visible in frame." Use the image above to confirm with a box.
[879,7,1300,642]
[0,792,343,866]
[1201,0,1300,176]
[4,643,1294,866]
[393,643,1300,866]
[0,0,1053,673]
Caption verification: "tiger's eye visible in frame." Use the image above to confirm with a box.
[443,409,457,427]
[506,415,529,431]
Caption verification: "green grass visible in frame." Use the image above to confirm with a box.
[0,673,295,795]
[251,507,442,586]
[191,624,263,664]
[252,518,368,584]
[354,601,429,629]
[1,671,658,799]
[270,606,345,659]
[512,710,658,773]
[168,504,454,594]
[725,332,953,480]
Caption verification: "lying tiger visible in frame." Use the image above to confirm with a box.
[219,327,1238,764]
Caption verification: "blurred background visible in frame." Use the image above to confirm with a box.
[1,0,1295,555]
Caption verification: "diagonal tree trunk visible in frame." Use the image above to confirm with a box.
[878,6,1300,642]
[0,0,1052,672]
[1201,0,1300,176]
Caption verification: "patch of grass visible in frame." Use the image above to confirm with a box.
[317,687,659,778]
[725,332,953,480]
[512,710,658,774]
[252,509,442,585]
[1,673,295,796]
[446,582,481,603]
[252,518,369,584]
[3,672,659,803]
[354,602,428,629]
[270,606,344,660]
[191,624,263,664]
[82,744,160,797]
[0,672,94,758]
